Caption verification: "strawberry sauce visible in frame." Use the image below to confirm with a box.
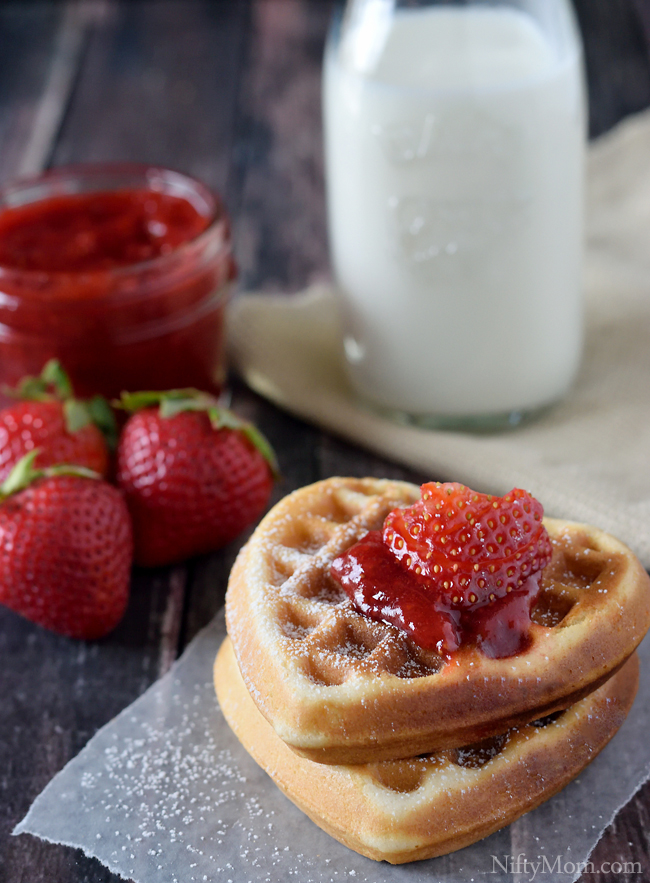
[330,482,552,658]
[331,530,540,658]
[0,190,209,272]
[0,164,234,400]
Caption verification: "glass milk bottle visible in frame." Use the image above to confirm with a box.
[324,0,586,430]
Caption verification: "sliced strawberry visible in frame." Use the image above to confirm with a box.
[332,481,554,657]
[383,482,552,610]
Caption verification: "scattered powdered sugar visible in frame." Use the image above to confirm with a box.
[14,611,650,883]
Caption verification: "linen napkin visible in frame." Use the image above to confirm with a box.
[228,109,650,569]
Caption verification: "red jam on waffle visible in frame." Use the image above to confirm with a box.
[331,482,553,658]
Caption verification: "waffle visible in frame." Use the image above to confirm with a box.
[215,637,639,864]
[225,477,650,763]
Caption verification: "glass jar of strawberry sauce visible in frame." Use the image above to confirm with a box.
[0,164,234,399]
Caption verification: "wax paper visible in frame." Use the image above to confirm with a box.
[15,611,650,883]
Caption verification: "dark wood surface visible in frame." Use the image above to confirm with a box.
[0,1,649,881]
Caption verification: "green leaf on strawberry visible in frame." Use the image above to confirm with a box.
[115,388,278,475]
[6,357,73,402]
[3,360,117,449]
[0,450,101,500]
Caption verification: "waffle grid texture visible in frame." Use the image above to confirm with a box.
[225,478,650,763]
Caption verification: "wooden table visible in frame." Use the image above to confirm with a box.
[0,2,649,880]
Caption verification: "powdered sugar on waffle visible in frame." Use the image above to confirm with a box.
[226,479,650,763]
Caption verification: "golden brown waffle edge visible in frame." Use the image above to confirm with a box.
[215,636,639,864]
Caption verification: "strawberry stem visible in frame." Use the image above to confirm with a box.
[4,359,72,402]
[63,398,94,433]
[0,450,101,501]
[116,388,215,414]
[0,450,41,497]
[41,359,74,398]
[3,360,117,448]
[159,392,217,419]
[115,388,279,475]
[86,396,118,450]
[208,406,279,475]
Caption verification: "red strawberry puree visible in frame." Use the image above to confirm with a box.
[0,164,234,399]
[331,482,553,658]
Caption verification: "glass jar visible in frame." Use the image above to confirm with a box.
[324,0,586,430]
[0,163,234,400]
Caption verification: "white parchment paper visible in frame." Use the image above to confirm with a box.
[15,610,650,883]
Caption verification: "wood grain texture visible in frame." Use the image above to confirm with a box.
[0,3,66,180]
[0,568,171,883]
[51,0,249,192]
[229,0,332,291]
[0,1,650,881]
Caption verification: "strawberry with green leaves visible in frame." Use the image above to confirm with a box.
[0,451,132,639]
[116,389,277,567]
[0,359,116,481]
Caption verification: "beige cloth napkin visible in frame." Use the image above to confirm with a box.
[228,109,650,569]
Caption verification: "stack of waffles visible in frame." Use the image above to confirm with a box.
[216,478,650,863]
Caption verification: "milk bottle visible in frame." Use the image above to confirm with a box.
[324,0,585,428]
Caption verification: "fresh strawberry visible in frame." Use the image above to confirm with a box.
[383,481,553,610]
[116,389,276,567]
[0,359,116,481]
[0,451,132,639]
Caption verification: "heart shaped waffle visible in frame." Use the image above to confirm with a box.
[215,637,639,864]
[225,478,650,763]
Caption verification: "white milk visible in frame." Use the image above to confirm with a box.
[324,3,585,422]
